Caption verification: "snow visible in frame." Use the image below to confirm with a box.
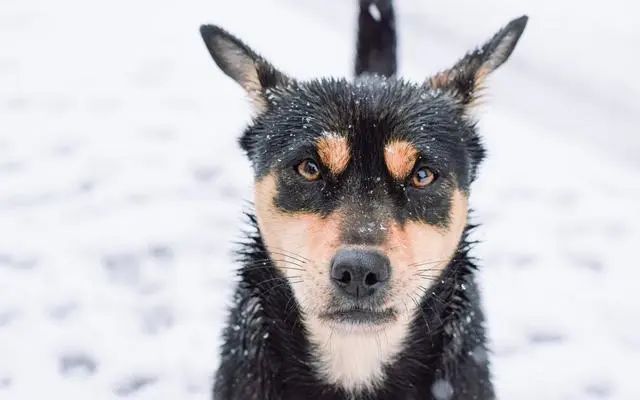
[0,0,639,399]
[368,4,382,22]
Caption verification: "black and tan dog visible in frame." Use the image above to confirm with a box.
[200,1,527,398]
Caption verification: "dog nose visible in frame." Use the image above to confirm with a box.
[330,249,390,298]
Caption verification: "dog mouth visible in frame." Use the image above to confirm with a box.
[319,307,397,325]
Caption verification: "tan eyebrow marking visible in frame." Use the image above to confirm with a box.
[316,133,351,175]
[384,140,419,180]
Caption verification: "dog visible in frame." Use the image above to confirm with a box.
[200,1,527,398]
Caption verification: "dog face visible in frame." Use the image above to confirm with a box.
[248,79,475,333]
[201,17,526,386]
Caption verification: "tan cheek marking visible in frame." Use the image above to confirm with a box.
[384,140,419,180]
[385,190,468,284]
[317,134,350,175]
[254,174,343,308]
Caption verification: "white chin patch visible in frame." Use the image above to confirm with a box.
[305,314,412,392]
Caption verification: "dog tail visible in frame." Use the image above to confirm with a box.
[355,0,397,77]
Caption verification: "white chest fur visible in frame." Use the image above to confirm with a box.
[305,315,412,392]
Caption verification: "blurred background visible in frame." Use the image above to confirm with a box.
[1,0,639,399]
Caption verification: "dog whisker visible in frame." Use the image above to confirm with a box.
[267,246,312,262]
[414,288,446,328]
[383,244,407,252]
[265,248,311,263]
[242,265,305,274]
[408,258,450,268]
[243,256,306,268]
[408,292,432,335]
[413,275,441,282]
[255,275,301,287]
[261,279,303,298]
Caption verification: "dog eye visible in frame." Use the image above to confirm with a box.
[296,159,322,181]
[410,166,436,188]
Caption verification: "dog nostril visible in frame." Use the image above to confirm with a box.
[339,270,352,284]
[364,272,378,286]
[330,249,391,298]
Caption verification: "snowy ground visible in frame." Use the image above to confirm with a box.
[1,0,639,399]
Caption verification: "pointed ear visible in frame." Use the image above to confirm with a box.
[428,16,528,107]
[200,25,290,113]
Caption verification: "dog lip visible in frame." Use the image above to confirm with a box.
[320,307,396,325]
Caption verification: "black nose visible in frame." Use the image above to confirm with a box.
[330,249,391,299]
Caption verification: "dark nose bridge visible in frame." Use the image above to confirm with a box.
[339,204,389,245]
[338,183,391,245]
[337,152,392,245]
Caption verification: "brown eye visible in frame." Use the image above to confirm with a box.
[411,166,436,188]
[296,159,321,181]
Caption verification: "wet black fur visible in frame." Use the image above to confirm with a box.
[200,1,527,399]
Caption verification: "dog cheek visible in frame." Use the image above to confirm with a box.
[294,214,344,313]
[385,189,468,304]
[292,267,334,316]
[254,174,344,313]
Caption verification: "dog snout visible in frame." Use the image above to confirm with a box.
[330,249,390,299]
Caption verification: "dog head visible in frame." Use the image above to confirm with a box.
[201,14,525,346]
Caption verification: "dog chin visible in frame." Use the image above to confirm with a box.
[318,307,398,334]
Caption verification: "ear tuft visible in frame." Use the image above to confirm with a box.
[200,24,289,113]
[427,15,528,107]
[478,15,528,72]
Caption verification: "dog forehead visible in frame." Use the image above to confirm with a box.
[301,79,461,140]
[250,77,469,179]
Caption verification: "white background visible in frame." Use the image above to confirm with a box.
[1,0,639,399]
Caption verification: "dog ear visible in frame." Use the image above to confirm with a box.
[427,16,527,108]
[200,25,290,114]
